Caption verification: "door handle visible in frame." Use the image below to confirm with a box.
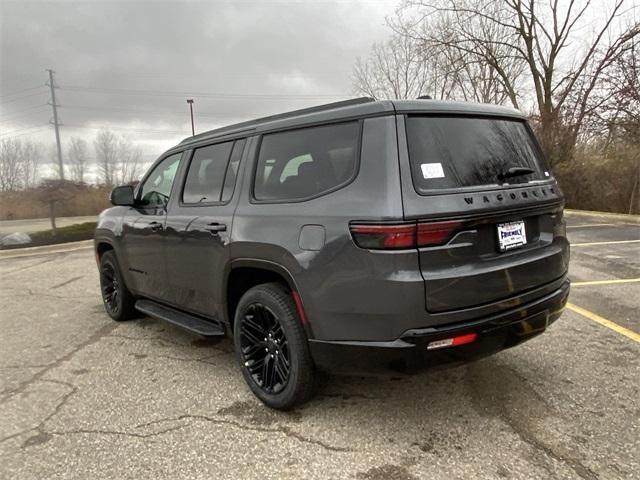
[205,223,227,234]
[149,221,163,232]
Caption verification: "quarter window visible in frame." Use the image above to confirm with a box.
[138,153,182,208]
[254,122,360,201]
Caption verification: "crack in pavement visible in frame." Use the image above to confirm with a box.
[0,322,118,404]
[106,333,234,354]
[0,379,78,447]
[136,414,352,453]
[465,361,600,480]
[0,256,62,276]
[51,275,86,289]
[0,286,95,300]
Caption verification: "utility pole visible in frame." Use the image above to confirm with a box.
[46,69,64,180]
[186,98,195,136]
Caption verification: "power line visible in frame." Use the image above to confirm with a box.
[64,124,187,135]
[0,85,45,98]
[0,91,48,106]
[0,126,50,139]
[0,104,50,120]
[0,124,49,137]
[58,85,350,99]
[0,108,49,123]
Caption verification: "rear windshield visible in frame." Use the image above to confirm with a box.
[405,116,549,193]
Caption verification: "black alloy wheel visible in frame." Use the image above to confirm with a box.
[99,250,137,321]
[239,303,291,394]
[234,283,315,410]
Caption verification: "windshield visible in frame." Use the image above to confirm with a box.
[405,116,549,194]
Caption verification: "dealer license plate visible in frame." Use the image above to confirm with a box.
[497,221,527,251]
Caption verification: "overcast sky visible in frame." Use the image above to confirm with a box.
[1,0,398,165]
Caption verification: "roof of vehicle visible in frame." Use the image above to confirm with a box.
[178,97,526,148]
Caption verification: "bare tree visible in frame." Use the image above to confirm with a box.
[398,0,639,165]
[94,129,143,186]
[0,138,41,191]
[354,5,526,105]
[67,137,89,184]
[353,34,432,99]
[94,130,119,186]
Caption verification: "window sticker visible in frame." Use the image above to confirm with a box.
[544,171,550,177]
[421,163,445,179]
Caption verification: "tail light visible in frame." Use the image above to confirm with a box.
[350,220,464,250]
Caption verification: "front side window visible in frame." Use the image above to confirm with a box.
[138,152,182,208]
[254,122,360,201]
[406,116,548,194]
[182,142,234,204]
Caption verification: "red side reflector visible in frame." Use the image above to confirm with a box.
[417,220,464,247]
[427,333,478,350]
[291,290,308,325]
[350,224,416,249]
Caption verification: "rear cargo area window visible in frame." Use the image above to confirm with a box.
[254,122,359,201]
[406,116,547,193]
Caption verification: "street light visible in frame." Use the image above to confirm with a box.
[186,99,195,136]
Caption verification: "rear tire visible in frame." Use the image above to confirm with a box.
[233,283,315,410]
[99,250,137,321]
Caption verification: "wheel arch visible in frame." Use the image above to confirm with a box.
[225,259,313,338]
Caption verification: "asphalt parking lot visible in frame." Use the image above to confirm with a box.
[1,210,638,480]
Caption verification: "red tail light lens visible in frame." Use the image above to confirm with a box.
[350,224,416,249]
[417,220,464,247]
[350,220,464,250]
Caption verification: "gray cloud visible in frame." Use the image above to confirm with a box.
[1,0,396,160]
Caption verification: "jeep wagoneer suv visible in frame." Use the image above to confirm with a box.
[95,98,570,409]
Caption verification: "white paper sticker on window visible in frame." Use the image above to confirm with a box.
[544,171,550,177]
[421,163,445,179]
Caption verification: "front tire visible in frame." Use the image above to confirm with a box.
[233,283,315,410]
[99,250,137,321]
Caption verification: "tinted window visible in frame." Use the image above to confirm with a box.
[139,153,182,208]
[406,116,548,193]
[182,142,234,204]
[254,122,360,201]
[221,139,246,202]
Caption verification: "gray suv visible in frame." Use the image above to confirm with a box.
[95,98,570,409]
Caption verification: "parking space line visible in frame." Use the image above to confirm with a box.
[566,302,640,343]
[566,223,616,229]
[572,279,640,286]
[571,239,640,247]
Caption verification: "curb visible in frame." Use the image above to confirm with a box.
[0,239,94,259]
[564,209,640,223]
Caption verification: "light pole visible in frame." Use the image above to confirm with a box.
[186,98,195,136]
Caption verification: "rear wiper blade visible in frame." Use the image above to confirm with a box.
[498,167,535,182]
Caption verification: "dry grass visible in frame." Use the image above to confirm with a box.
[554,146,640,215]
[0,184,111,220]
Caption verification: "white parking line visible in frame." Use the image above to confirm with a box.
[566,223,616,229]
[571,239,640,247]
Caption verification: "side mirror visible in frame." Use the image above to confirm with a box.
[110,185,135,206]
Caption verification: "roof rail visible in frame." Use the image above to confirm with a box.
[179,97,375,145]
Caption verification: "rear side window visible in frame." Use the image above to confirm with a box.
[254,122,360,201]
[405,116,548,194]
[182,141,234,204]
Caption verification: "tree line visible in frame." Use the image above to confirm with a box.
[353,0,639,212]
[0,129,143,192]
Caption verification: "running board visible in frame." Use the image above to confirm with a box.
[135,300,225,337]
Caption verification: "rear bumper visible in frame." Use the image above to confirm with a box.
[309,278,570,373]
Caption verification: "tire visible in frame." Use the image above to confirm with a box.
[99,250,137,321]
[233,283,315,410]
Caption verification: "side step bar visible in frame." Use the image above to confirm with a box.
[135,299,225,337]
